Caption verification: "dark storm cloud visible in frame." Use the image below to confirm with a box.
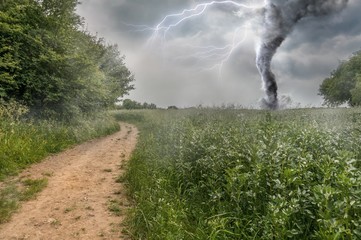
[285,0,361,50]
[78,0,361,108]
[105,0,194,34]
[275,0,361,94]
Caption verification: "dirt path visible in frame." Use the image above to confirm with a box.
[0,122,138,240]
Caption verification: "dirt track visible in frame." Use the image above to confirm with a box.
[0,122,138,240]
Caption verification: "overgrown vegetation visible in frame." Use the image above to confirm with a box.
[118,108,361,239]
[0,0,134,120]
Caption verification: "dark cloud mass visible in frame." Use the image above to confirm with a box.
[77,0,361,108]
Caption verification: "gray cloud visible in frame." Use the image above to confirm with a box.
[77,0,361,108]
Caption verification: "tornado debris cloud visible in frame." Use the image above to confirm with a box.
[257,0,348,109]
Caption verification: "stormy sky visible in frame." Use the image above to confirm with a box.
[77,0,361,108]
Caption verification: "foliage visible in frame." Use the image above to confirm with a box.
[319,51,361,106]
[350,74,361,106]
[118,108,361,239]
[0,100,29,120]
[0,0,134,120]
[120,99,157,110]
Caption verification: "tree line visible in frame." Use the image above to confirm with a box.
[0,0,134,120]
[119,99,157,110]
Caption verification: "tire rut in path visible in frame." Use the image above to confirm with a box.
[0,122,138,240]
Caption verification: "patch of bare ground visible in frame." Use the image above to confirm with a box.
[0,122,138,240]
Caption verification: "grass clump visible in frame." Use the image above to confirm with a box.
[119,108,361,239]
[20,178,48,201]
[0,178,48,223]
[108,199,123,216]
[0,185,19,224]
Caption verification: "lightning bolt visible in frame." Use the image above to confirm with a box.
[202,24,250,78]
[128,0,263,77]
[173,24,249,79]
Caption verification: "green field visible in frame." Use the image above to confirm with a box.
[117,108,361,239]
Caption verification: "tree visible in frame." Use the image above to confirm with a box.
[0,0,134,120]
[122,99,142,110]
[142,102,157,109]
[99,44,135,106]
[319,51,361,106]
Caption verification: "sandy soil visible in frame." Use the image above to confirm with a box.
[0,122,138,240]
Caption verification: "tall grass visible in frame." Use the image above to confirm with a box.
[0,101,119,180]
[118,108,361,239]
